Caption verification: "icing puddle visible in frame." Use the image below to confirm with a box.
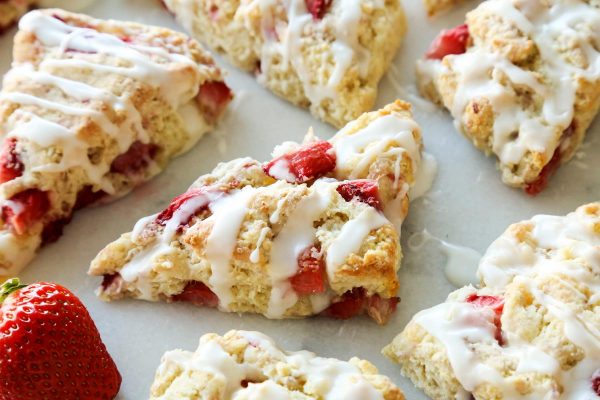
[408,230,481,287]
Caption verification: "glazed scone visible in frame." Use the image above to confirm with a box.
[423,0,466,16]
[417,0,600,194]
[0,0,36,32]
[0,9,232,277]
[151,330,405,399]
[384,202,600,399]
[161,0,406,128]
[89,101,428,324]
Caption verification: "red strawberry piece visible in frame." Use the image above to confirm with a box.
[41,218,71,245]
[154,188,211,227]
[0,138,24,184]
[171,281,219,308]
[524,121,575,196]
[305,0,332,20]
[466,294,504,344]
[365,295,399,325]
[592,370,600,395]
[263,140,337,183]
[0,278,122,400]
[321,288,367,320]
[336,180,382,211]
[291,245,326,295]
[101,273,121,291]
[110,141,159,176]
[426,24,470,60]
[2,189,50,235]
[197,81,233,124]
[74,185,107,210]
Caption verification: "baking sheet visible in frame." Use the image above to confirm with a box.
[2,0,599,398]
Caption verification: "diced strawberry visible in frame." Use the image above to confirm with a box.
[197,81,233,124]
[0,138,24,184]
[101,273,121,290]
[263,140,336,183]
[154,188,210,227]
[172,281,219,308]
[336,180,382,211]
[592,370,600,395]
[322,288,367,320]
[305,0,332,20]
[2,189,50,235]
[426,24,470,60]
[74,185,106,210]
[524,122,575,196]
[366,295,399,325]
[290,245,326,295]
[110,141,159,176]
[466,294,504,344]
[41,217,71,245]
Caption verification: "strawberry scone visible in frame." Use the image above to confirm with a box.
[89,101,426,324]
[0,0,36,33]
[423,0,466,17]
[0,9,232,277]
[417,0,600,194]
[151,330,405,399]
[384,202,600,399]
[161,0,406,128]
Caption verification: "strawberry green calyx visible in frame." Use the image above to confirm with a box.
[0,278,27,303]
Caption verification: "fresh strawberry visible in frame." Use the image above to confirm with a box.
[110,141,158,176]
[466,293,504,344]
[592,370,600,395]
[336,180,382,210]
[0,278,121,400]
[263,140,336,183]
[2,189,50,235]
[171,281,219,308]
[197,81,233,124]
[305,0,332,19]
[291,245,326,295]
[426,24,470,60]
[0,138,24,184]
[154,188,211,227]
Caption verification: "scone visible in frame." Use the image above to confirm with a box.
[0,0,36,32]
[161,0,407,128]
[151,330,405,399]
[0,9,232,276]
[384,202,600,399]
[89,101,425,324]
[417,0,600,194]
[423,0,466,17]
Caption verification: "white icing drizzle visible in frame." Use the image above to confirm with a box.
[325,207,388,281]
[266,180,333,318]
[408,229,481,287]
[408,205,600,398]
[0,11,205,195]
[331,114,422,180]
[417,0,600,167]
[409,152,437,200]
[250,227,270,264]
[205,187,257,309]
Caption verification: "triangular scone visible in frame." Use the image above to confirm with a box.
[89,101,425,324]
[417,0,600,194]
[0,0,35,32]
[0,9,232,276]
[151,330,405,400]
[384,203,600,399]
[423,0,467,17]
[161,0,406,128]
